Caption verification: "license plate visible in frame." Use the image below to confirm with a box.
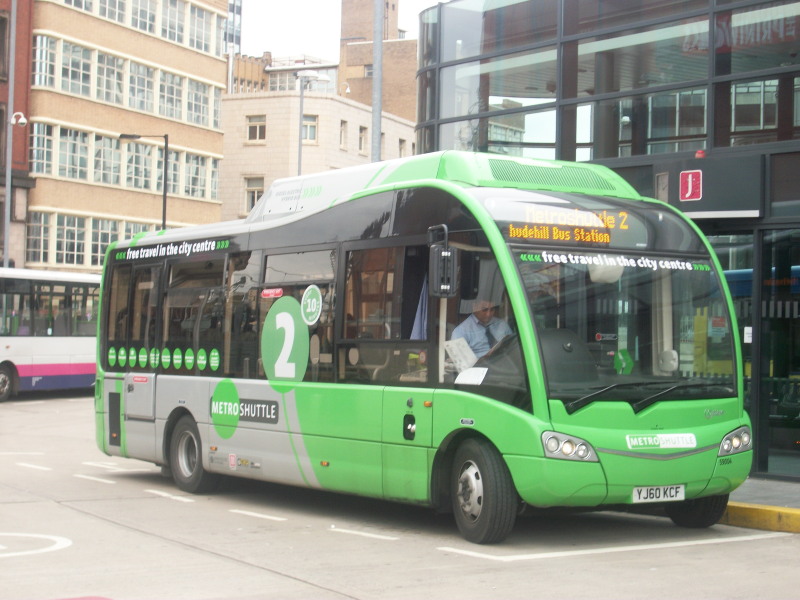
[632,484,685,503]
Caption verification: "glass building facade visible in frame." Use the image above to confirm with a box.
[419,0,800,479]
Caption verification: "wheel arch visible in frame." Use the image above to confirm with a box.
[431,429,502,513]
[161,406,195,468]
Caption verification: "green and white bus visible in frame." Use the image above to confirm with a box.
[95,151,752,543]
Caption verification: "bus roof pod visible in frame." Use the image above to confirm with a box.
[245,151,644,223]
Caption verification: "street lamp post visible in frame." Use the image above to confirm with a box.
[3,0,22,269]
[119,133,169,230]
[3,112,26,269]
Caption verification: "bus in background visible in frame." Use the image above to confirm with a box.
[95,151,752,543]
[0,267,101,401]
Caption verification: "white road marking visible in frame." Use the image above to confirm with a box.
[438,531,792,562]
[0,452,44,456]
[82,461,154,473]
[74,474,116,484]
[16,462,51,471]
[0,533,72,559]
[229,509,287,522]
[144,489,194,503]
[329,526,398,541]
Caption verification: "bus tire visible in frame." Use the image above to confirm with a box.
[169,415,220,494]
[0,364,14,402]
[665,493,729,528]
[451,438,517,544]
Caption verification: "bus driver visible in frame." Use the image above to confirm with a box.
[451,298,512,358]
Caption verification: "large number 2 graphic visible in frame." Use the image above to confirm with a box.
[275,311,296,378]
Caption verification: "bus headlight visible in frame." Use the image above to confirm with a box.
[718,426,752,456]
[542,431,598,462]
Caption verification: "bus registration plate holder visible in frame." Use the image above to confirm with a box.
[632,485,685,503]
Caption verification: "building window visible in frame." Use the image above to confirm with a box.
[125,141,152,189]
[157,148,180,194]
[187,79,209,125]
[269,72,294,91]
[32,35,56,87]
[185,154,206,197]
[340,120,348,149]
[364,64,374,78]
[0,13,8,80]
[159,72,183,119]
[56,214,86,266]
[92,218,119,266]
[94,135,121,184]
[399,139,407,157]
[359,126,368,153]
[61,42,91,96]
[29,123,54,174]
[26,212,50,264]
[99,0,125,23]
[65,0,93,11]
[247,115,266,141]
[131,0,156,34]
[129,62,154,112]
[59,128,89,179]
[189,5,211,52]
[302,115,318,142]
[96,53,124,104]
[213,87,221,129]
[161,0,185,43]
[211,158,219,200]
[125,222,151,237]
[245,177,264,212]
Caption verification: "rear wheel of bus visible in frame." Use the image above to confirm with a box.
[452,438,518,544]
[169,415,220,494]
[665,494,729,528]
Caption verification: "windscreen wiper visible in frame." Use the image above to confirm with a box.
[631,382,734,413]
[563,380,675,414]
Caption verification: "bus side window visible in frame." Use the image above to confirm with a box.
[263,249,336,382]
[225,251,262,379]
[130,266,162,353]
[340,245,430,384]
[107,265,132,348]
[163,258,224,373]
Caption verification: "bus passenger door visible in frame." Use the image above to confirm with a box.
[382,387,434,502]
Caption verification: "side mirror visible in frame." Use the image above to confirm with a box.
[429,244,457,298]
[428,224,457,298]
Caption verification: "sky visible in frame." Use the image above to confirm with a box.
[239,0,443,60]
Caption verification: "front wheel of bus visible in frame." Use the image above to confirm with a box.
[665,493,729,528]
[451,438,518,544]
[169,416,220,494]
[0,364,13,402]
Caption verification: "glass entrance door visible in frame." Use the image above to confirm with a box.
[761,230,800,476]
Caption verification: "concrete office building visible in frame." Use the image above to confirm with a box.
[11,0,228,272]
[418,0,800,478]
[220,86,415,222]
[220,0,417,222]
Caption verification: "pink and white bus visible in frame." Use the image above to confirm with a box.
[0,267,100,401]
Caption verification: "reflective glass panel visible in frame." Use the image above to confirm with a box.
[439,47,557,120]
[441,0,556,62]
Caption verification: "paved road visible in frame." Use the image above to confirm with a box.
[1,393,797,600]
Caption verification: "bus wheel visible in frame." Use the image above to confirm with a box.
[169,416,220,494]
[665,494,729,528]
[0,365,13,402]
[451,438,517,544]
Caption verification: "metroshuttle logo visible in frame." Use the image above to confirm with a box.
[679,170,703,201]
